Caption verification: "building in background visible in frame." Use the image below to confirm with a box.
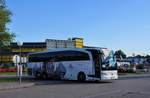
[72,38,83,48]
[46,39,75,49]
[83,46,106,49]
[11,42,46,58]
[46,37,83,49]
[0,42,46,65]
[0,38,84,65]
[0,48,12,64]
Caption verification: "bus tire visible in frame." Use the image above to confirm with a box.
[78,72,86,81]
[35,72,41,79]
[42,73,48,80]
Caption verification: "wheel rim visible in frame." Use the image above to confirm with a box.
[43,74,47,79]
[80,74,83,80]
[79,73,85,81]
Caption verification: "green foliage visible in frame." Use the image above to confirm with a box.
[147,58,150,63]
[67,38,72,40]
[145,55,150,58]
[129,65,134,69]
[0,0,15,47]
[136,64,144,69]
[129,54,150,58]
[115,50,127,59]
[0,72,27,76]
[0,32,15,47]
[0,62,12,69]
[135,55,145,58]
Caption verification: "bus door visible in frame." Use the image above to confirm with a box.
[87,49,101,78]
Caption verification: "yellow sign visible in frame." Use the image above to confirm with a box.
[12,48,46,52]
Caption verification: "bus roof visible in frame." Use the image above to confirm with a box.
[28,48,104,55]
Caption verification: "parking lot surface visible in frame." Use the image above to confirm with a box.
[0,77,150,98]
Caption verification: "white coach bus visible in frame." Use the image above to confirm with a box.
[27,48,118,81]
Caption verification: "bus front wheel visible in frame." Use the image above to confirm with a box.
[78,72,86,81]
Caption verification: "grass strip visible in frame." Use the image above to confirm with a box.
[0,72,27,76]
[0,78,36,82]
[118,72,145,75]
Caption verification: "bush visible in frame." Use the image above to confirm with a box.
[136,64,144,69]
[0,62,13,69]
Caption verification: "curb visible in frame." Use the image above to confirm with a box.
[0,83,35,90]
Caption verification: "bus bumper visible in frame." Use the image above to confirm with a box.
[101,70,118,80]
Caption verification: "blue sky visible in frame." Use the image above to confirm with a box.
[6,0,150,56]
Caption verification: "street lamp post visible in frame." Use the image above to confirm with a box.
[17,41,23,85]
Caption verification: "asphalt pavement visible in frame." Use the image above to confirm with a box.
[0,77,150,98]
[0,74,150,98]
[0,73,150,90]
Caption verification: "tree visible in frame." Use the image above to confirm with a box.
[67,38,72,40]
[0,0,15,47]
[115,50,127,59]
[135,55,143,58]
[145,55,150,58]
[147,58,150,63]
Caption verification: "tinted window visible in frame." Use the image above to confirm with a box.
[29,53,53,62]
[56,51,90,61]
[29,50,90,62]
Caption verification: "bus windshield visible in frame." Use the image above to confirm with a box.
[102,50,117,70]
